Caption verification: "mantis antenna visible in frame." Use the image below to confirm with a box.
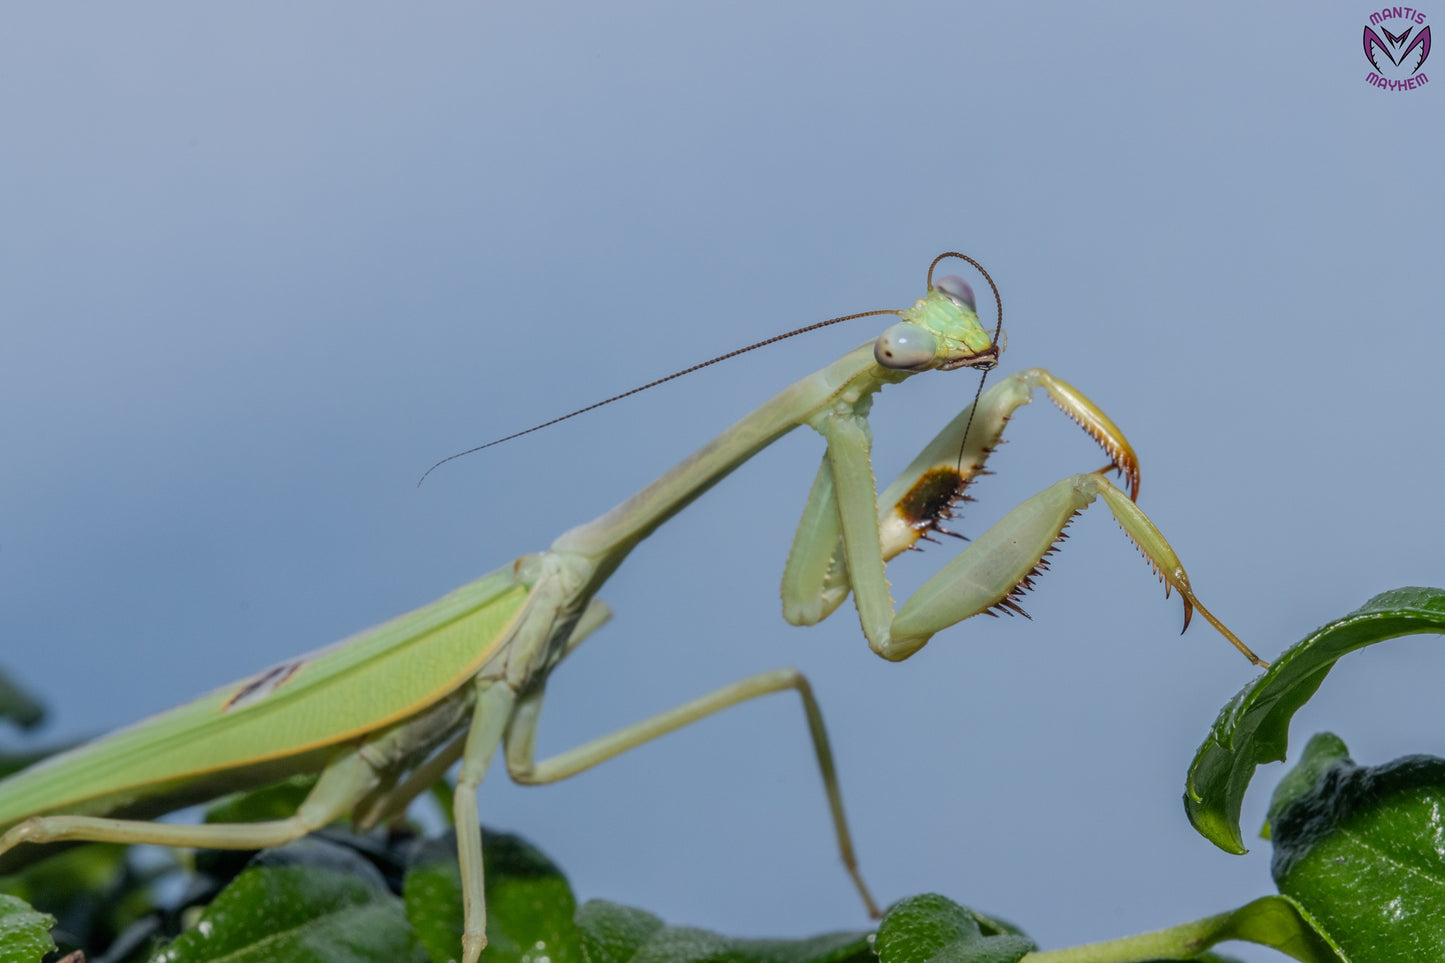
[418,254,1005,486]
[416,306,906,486]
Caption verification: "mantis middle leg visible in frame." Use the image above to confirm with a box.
[501,665,880,919]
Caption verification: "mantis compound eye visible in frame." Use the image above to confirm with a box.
[934,275,977,312]
[874,321,937,370]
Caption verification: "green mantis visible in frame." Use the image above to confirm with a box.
[0,254,1262,962]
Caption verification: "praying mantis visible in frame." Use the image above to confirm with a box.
[0,253,1263,962]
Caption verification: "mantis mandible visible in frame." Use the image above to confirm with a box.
[0,253,1264,962]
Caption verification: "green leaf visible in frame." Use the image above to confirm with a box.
[1262,733,1349,840]
[147,838,427,963]
[575,901,666,963]
[983,894,1342,962]
[0,893,56,963]
[573,901,873,963]
[1184,587,1445,853]
[874,895,1034,963]
[0,839,156,959]
[0,671,45,731]
[205,774,321,824]
[403,829,581,963]
[1174,895,1343,963]
[1269,736,1445,959]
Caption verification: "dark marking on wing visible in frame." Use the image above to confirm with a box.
[223,659,307,712]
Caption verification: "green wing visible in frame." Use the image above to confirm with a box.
[0,565,530,827]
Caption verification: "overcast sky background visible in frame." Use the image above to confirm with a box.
[2,5,1442,960]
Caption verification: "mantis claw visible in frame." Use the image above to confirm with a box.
[1096,481,1266,667]
[1040,375,1141,501]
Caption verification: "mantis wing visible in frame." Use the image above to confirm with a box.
[0,565,529,828]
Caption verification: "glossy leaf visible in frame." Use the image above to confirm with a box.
[1184,587,1445,853]
[873,894,1033,963]
[1144,895,1341,962]
[146,838,427,963]
[1269,735,1445,959]
[205,774,320,825]
[1195,895,1343,963]
[0,842,135,956]
[574,901,665,963]
[1261,733,1348,840]
[0,893,55,963]
[404,830,580,963]
[574,900,873,963]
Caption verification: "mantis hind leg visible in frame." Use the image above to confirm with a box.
[0,746,381,857]
[501,665,881,918]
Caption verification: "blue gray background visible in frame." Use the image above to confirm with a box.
[2,5,1442,960]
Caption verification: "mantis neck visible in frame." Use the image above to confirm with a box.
[549,342,902,590]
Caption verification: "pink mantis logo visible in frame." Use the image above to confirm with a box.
[1364,7,1431,90]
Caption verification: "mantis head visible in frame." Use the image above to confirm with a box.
[874,253,1004,373]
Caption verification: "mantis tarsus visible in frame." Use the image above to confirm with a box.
[0,253,1263,962]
